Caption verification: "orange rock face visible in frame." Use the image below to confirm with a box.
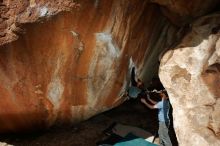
[1,2,220,143]
[0,0,78,45]
[0,0,178,133]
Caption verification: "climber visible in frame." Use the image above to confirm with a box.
[140,90,172,146]
[125,67,145,99]
[130,67,144,89]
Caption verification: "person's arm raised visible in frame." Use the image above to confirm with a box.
[140,98,155,109]
[147,95,157,105]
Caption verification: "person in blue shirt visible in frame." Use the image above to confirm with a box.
[141,90,172,146]
[124,67,145,99]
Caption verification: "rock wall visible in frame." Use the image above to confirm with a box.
[0,0,78,45]
[1,1,220,145]
[151,0,220,26]
[0,0,177,133]
[160,13,220,146]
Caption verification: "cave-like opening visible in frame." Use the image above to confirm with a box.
[0,0,179,145]
[1,0,220,145]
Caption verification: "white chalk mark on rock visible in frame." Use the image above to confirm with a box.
[40,6,48,17]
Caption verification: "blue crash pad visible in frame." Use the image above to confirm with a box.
[114,133,158,146]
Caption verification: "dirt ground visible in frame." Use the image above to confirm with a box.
[0,99,178,146]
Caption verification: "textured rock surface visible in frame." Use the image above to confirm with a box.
[151,0,220,26]
[0,0,178,133]
[160,13,220,146]
[0,142,12,146]
[0,0,78,45]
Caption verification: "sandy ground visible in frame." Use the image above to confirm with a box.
[0,99,178,146]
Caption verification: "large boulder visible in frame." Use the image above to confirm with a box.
[160,13,220,146]
[0,0,177,133]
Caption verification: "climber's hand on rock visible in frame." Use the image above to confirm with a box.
[140,98,146,104]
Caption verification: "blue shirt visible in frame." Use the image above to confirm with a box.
[127,86,142,98]
[155,99,170,122]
